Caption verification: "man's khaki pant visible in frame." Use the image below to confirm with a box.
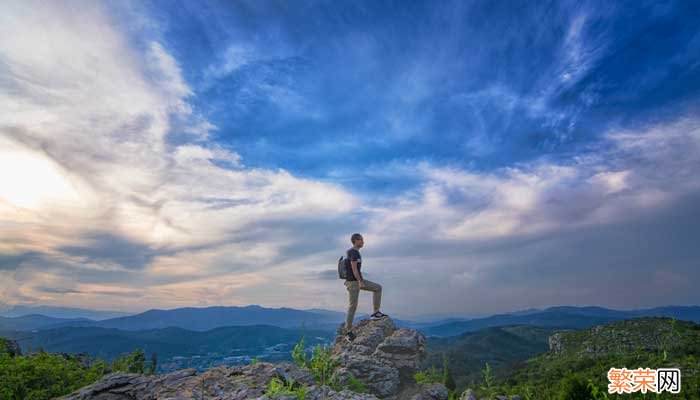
[344,279,382,331]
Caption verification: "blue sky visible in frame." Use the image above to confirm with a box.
[0,0,699,317]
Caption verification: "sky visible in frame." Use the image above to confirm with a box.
[1,0,699,317]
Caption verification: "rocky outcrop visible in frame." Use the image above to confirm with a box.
[61,316,437,399]
[331,318,439,399]
[548,317,689,357]
[548,332,564,355]
[60,361,379,400]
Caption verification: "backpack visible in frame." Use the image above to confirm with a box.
[337,255,348,279]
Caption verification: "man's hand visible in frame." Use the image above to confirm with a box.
[351,261,362,283]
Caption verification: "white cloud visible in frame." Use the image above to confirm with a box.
[204,44,256,81]
[0,0,356,309]
[147,41,193,99]
[366,115,700,246]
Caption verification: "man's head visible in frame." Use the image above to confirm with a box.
[351,233,364,248]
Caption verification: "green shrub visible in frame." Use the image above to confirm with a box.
[265,376,309,400]
[480,362,496,400]
[0,338,166,400]
[587,378,609,400]
[292,337,307,368]
[557,374,592,400]
[346,374,367,393]
[443,353,456,391]
[414,365,444,385]
[110,348,146,374]
[293,383,309,400]
[293,337,371,393]
[148,353,157,375]
[308,344,339,389]
[0,350,105,400]
[266,376,293,396]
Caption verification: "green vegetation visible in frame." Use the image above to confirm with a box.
[414,355,459,399]
[443,353,457,391]
[292,337,339,389]
[265,376,309,400]
[0,339,158,400]
[149,352,158,375]
[414,365,444,385]
[424,325,557,391]
[480,362,496,399]
[0,350,105,400]
[454,318,700,400]
[291,337,307,367]
[291,336,367,394]
[307,343,337,388]
[110,348,146,373]
[345,374,367,394]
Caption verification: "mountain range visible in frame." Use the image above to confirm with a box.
[421,305,700,337]
[1,304,698,338]
[0,304,131,320]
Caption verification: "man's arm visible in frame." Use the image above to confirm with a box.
[350,260,363,282]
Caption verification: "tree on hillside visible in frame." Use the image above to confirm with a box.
[111,348,146,374]
[0,340,105,400]
[442,353,456,391]
[148,352,158,375]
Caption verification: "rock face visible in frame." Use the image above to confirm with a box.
[460,389,478,400]
[548,317,688,357]
[60,361,378,400]
[61,317,436,400]
[331,318,434,399]
[409,383,449,400]
[548,332,564,355]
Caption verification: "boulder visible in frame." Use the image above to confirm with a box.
[460,389,478,400]
[409,383,449,400]
[331,317,427,398]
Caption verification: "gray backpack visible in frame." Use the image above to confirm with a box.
[337,255,348,279]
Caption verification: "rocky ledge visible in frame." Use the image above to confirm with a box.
[60,317,449,400]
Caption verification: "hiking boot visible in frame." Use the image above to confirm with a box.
[345,331,356,342]
[370,311,388,320]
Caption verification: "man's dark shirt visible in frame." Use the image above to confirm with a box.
[345,247,363,281]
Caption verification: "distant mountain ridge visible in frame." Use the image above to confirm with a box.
[0,314,92,331]
[422,305,700,337]
[1,304,698,337]
[37,305,345,332]
[0,305,132,320]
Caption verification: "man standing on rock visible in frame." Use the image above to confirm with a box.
[344,233,388,341]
